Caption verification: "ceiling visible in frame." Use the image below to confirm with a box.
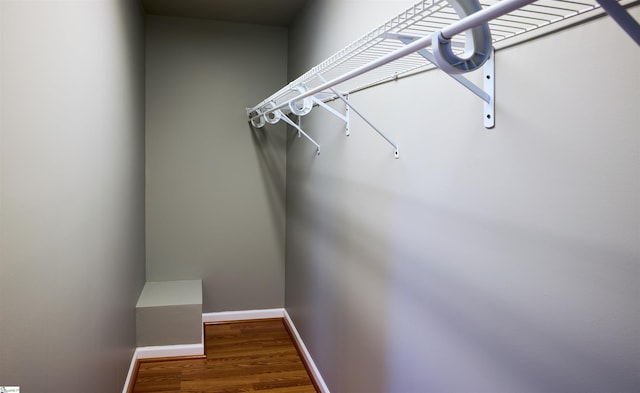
[141,0,309,27]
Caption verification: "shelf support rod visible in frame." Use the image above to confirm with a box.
[311,97,348,123]
[310,95,351,136]
[318,75,399,158]
[278,111,321,155]
[595,0,640,46]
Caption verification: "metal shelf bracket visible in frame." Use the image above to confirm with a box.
[279,110,321,155]
[318,75,399,158]
[310,95,350,136]
[483,48,495,129]
[391,34,495,128]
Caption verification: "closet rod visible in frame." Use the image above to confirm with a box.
[249,0,535,119]
[595,0,640,45]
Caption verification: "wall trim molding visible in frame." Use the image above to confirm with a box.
[202,308,285,322]
[123,308,329,393]
[122,349,139,393]
[136,342,204,359]
[122,343,205,393]
[283,309,331,393]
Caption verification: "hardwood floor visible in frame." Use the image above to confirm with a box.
[131,319,319,393]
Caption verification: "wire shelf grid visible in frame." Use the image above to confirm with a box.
[248,0,631,116]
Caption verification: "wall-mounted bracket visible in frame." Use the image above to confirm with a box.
[278,111,321,155]
[247,103,320,155]
[317,75,399,158]
[310,95,350,136]
[391,33,495,128]
[483,48,495,128]
[345,94,350,136]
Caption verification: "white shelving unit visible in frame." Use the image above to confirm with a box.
[247,0,639,157]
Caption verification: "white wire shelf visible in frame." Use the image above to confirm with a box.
[246,0,638,157]
[248,0,634,115]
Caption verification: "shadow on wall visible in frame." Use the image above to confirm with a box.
[386,194,638,392]
[285,172,393,392]
[286,174,639,392]
[249,122,287,248]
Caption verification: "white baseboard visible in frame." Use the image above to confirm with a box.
[122,349,138,393]
[202,308,285,322]
[123,308,329,393]
[136,342,204,359]
[122,342,204,393]
[283,309,331,393]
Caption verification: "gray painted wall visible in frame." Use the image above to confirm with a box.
[0,1,145,392]
[145,16,287,312]
[285,2,640,392]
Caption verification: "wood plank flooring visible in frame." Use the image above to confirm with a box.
[131,319,319,393]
